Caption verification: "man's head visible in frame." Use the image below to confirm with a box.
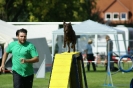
[105,35,110,41]
[16,28,27,44]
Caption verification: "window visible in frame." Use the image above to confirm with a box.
[113,13,119,20]
[105,13,112,21]
[107,14,111,18]
[120,12,127,20]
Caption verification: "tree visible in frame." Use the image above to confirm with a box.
[0,0,98,22]
[0,0,6,20]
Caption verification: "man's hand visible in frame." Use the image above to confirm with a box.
[20,59,26,63]
[0,66,5,73]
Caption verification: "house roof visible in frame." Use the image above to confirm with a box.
[103,0,129,12]
[119,0,132,10]
[96,0,132,12]
[96,0,115,11]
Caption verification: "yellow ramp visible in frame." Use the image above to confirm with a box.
[49,52,80,88]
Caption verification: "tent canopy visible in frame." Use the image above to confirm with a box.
[0,20,16,48]
[0,33,13,45]
[0,20,17,38]
[52,20,126,58]
[53,20,124,35]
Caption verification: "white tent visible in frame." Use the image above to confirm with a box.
[0,20,52,72]
[0,20,16,48]
[0,32,14,48]
[52,20,126,59]
[0,20,17,37]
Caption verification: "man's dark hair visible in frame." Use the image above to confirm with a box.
[16,28,27,36]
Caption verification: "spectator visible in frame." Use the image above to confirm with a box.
[84,39,96,71]
[105,35,114,71]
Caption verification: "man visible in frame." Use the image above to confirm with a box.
[105,35,114,71]
[0,28,39,88]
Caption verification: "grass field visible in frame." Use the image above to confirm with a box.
[0,65,133,88]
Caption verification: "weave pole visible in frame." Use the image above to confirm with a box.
[103,40,115,87]
[103,51,115,87]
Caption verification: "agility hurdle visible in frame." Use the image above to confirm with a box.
[48,52,88,88]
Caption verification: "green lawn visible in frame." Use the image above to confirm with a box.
[0,65,132,88]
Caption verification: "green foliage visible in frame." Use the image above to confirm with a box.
[0,0,6,20]
[0,0,100,22]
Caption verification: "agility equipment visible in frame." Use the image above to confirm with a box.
[103,51,115,87]
[48,52,88,88]
[118,55,133,72]
[118,55,133,88]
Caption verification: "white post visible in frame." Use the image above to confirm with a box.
[95,34,98,64]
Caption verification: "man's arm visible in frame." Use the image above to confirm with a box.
[0,52,9,72]
[20,56,39,63]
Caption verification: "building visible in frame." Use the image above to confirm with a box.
[95,0,133,25]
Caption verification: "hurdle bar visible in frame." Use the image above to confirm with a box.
[83,60,132,63]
